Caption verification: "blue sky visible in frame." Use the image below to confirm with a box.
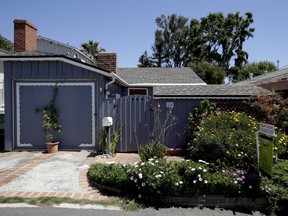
[1,0,288,68]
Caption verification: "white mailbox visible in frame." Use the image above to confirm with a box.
[102,116,113,127]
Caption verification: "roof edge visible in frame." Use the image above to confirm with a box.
[0,55,113,78]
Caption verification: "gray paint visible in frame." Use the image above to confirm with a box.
[4,60,107,151]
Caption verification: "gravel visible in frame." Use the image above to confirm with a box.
[0,153,89,193]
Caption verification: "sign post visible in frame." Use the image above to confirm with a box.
[256,123,276,177]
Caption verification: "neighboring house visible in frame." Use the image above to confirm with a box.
[236,68,288,98]
[0,19,268,152]
[37,35,94,65]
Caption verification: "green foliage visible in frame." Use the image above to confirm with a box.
[0,35,12,52]
[88,163,129,189]
[188,112,258,170]
[140,12,255,82]
[251,92,288,131]
[187,99,217,141]
[138,142,166,161]
[234,61,277,82]
[99,128,107,153]
[260,161,288,215]
[88,159,262,198]
[110,125,121,157]
[35,86,61,143]
[99,125,121,156]
[189,61,226,84]
[80,40,105,63]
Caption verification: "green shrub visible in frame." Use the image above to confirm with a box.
[88,163,129,189]
[138,142,166,161]
[188,112,258,170]
[260,160,288,215]
[88,158,263,199]
[128,159,182,197]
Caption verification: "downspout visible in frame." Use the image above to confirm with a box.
[105,74,116,99]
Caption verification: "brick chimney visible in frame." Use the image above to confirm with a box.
[95,53,117,73]
[14,19,37,53]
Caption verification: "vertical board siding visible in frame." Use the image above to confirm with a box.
[104,95,152,152]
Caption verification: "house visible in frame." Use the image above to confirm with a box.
[37,35,94,64]
[0,19,268,152]
[236,68,288,98]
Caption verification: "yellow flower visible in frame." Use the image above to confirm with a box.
[236,144,239,147]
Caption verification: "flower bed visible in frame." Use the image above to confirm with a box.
[88,159,267,210]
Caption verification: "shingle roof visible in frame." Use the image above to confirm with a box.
[154,84,269,98]
[117,67,205,84]
[236,68,288,85]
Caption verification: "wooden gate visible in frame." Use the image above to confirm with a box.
[105,95,152,152]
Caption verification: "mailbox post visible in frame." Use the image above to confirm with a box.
[102,117,113,156]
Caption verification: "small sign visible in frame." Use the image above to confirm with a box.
[259,134,273,176]
[166,102,174,108]
[259,123,275,136]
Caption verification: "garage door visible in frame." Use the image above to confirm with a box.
[15,82,95,150]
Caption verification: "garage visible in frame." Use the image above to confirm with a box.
[16,82,95,150]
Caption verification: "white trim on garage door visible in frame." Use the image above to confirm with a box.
[16,82,95,148]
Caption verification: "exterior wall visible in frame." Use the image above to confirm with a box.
[155,99,200,149]
[260,80,288,91]
[4,60,107,151]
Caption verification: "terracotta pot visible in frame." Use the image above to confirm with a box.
[46,141,59,153]
[166,148,186,156]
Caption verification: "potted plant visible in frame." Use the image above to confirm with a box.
[36,86,61,153]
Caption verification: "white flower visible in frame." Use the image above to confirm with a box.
[191,168,196,171]
[175,182,179,186]
[155,174,161,178]
[105,161,115,164]
[198,159,203,163]
[238,191,241,194]
[134,179,138,183]
[134,165,139,168]
[134,162,138,166]
[198,174,201,177]
[249,185,252,189]
[142,182,146,187]
[153,156,157,159]
[222,170,226,173]
[122,163,127,167]
[203,169,207,173]
[198,167,202,170]
[138,194,142,199]
[199,178,203,181]
[204,180,208,184]
[138,173,143,179]
[155,160,159,163]
[148,158,154,161]
[130,176,134,181]
[193,180,197,184]
[179,181,183,184]
[141,162,145,166]
[234,180,238,184]
[160,171,164,174]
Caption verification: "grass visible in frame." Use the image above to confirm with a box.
[0,196,142,211]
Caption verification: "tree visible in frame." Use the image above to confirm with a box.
[0,35,13,52]
[139,12,255,83]
[138,51,154,67]
[189,61,226,84]
[151,14,190,67]
[81,40,105,63]
[234,61,277,82]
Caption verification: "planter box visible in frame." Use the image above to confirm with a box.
[166,148,186,156]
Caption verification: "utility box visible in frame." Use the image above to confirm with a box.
[102,116,113,127]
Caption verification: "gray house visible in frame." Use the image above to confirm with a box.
[0,19,268,152]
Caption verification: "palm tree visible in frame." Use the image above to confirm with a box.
[81,40,106,63]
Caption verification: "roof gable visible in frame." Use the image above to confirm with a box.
[236,68,288,85]
[117,67,206,85]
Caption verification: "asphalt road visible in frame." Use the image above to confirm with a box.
[0,206,265,216]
